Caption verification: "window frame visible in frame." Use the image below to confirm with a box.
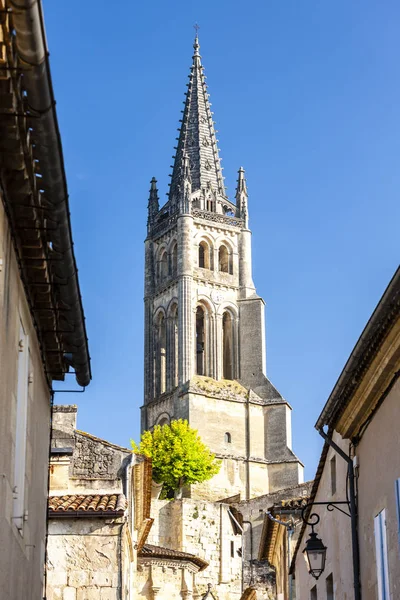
[374,508,390,600]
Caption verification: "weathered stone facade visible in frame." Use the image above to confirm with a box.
[142,36,303,502]
[147,498,242,600]
[47,406,210,600]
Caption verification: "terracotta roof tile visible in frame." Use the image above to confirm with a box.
[139,544,208,571]
[48,494,126,515]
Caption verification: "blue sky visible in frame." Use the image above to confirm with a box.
[44,0,399,481]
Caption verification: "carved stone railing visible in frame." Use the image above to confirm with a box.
[192,209,244,228]
[151,213,178,238]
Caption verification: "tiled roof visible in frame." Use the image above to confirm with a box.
[139,544,208,571]
[48,494,126,515]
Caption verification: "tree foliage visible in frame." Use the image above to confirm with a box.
[131,419,220,494]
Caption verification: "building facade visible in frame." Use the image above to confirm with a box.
[142,36,303,501]
[0,3,90,599]
[292,267,400,600]
[47,406,210,600]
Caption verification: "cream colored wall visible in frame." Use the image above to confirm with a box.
[357,377,400,600]
[189,392,276,500]
[294,432,353,600]
[0,198,51,599]
[46,518,125,600]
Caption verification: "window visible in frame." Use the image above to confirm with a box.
[13,321,29,532]
[222,311,234,380]
[225,432,231,444]
[230,541,235,558]
[196,306,206,376]
[326,573,334,600]
[395,479,400,550]
[198,241,212,269]
[170,304,178,388]
[218,245,229,273]
[155,313,167,395]
[330,456,336,496]
[374,509,390,600]
[171,243,178,276]
[159,250,168,282]
[310,585,317,600]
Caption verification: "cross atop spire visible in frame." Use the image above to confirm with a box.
[169,35,226,205]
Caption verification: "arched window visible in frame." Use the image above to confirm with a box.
[218,245,229,273]
[171,243,178,277]
[159,250,168,282]
[155,313,167,395]
[222,311,233,380]
[170,304,178,388]
[196,306,206,376]
[225,432,232,443]
[198,241,212,270]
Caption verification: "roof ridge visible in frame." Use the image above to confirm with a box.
[75,429,132,452]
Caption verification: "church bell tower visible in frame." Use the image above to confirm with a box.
[142,36,303,501]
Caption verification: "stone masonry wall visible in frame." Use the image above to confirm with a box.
[46,518,125,600]
[148,499,242,600]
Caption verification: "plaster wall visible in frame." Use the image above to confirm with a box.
[0,196,51,600]
[294,432,353,600]
[356,377,400,600]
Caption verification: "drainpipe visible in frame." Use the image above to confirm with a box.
[317,427,361,600]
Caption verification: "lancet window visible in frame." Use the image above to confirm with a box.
[198,241,212,270]
[218,245,233,274]
[158,250,168,282]
[155,312,167,395]
[171,243,178,277]
[222,311,234,380]
[196,306,206,376]
[169,303,179,389]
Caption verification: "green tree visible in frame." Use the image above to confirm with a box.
[131,419,220,496]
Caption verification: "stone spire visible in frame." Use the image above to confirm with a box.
[235,167,249,226]
[147,177,159,233]
[169,36,226,204]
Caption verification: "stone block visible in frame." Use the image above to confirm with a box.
[48,571,68,586]
[100,588,119,600]
[90,571,113,587]
[77,589,101,600]
[68,571,89,588]
[47,588,63,600]
[63,588,77,600]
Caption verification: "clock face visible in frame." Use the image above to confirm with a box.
[211,290,223,304]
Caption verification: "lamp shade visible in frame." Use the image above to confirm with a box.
[303,530,327,580]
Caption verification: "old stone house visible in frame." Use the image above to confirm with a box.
[142,34,303,503]
[0,2,90,599]
[46,406,210,600]
[291,267,400,600]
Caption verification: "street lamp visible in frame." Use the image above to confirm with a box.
[302,527,327,580]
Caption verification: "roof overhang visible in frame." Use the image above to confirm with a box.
[0,1,91,386]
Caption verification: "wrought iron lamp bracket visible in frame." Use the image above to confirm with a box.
[301,500,351,530]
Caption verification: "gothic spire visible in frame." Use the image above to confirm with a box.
[235,166,249,226]
[147,177,159,232]
[169,36,226,203]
